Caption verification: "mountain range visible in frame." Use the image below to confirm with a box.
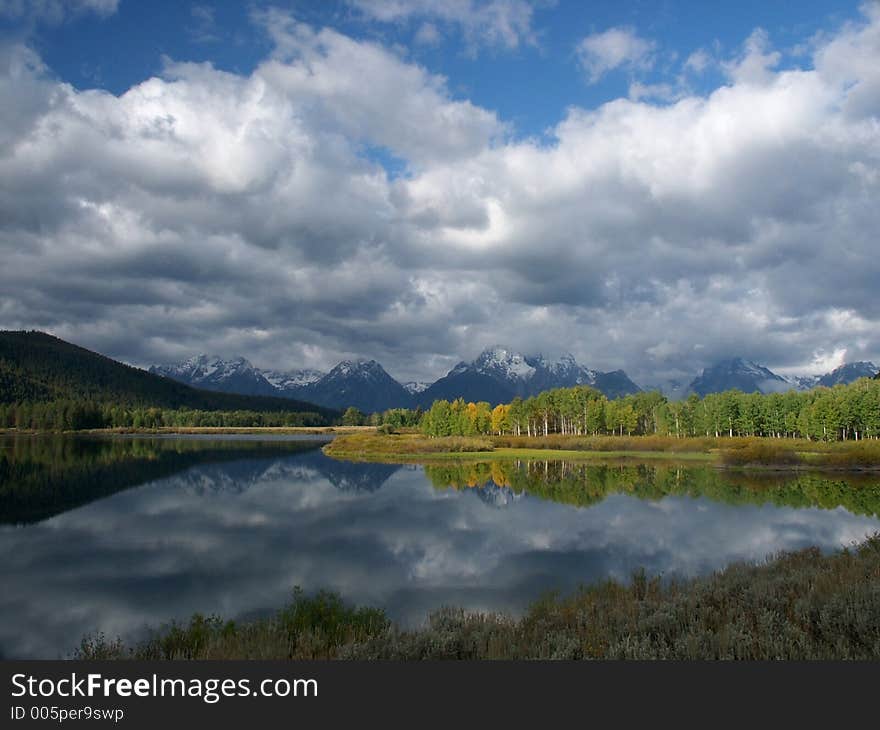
[151,346,877,413]
[664,358,878,400]
[0,331,338,420]
[151,346,644,412]
[414,347,641,406]
[2,331,875,416]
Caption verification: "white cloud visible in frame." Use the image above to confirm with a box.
[251,10,505,167]
[1,8,880,382]
[684,48,712,75]
[722,28,781,84]
[414,22,441,46]
[347,0,539,53]
[576,26,656,84]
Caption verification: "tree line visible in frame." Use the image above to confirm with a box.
[417,378,880,442]
[0,400,326,431]
[3,379,878,440]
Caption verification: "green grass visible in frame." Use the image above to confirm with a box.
[322,433,495,461]
[323,433,880,469]
[493,434,719,453]
[77,535,880,660]
[323,433,711,464]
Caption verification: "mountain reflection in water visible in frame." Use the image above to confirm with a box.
[1,434,879,658]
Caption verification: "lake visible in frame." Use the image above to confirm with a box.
[2,433,879,658]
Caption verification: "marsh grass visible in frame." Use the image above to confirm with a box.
[323,432,494,458]
[720,441,803,466]
[803,441,880,468]
[492,434,718,453]
[78,536,880,660]
[326,433,880,468]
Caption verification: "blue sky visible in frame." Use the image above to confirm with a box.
[6,1,864,141]
[1,1,879,383]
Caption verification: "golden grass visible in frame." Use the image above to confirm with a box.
[326,432,880,468]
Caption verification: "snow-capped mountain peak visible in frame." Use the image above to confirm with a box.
[306,358,413,411]
[149,354,278,397]
[154,353,255,380]
[403,381,430,394]
[689,358,789,396]
[262,368,324,390]
[326,359,387,381]
[474,346,536,381]
[817,361,878,387]
[781,374,820,391]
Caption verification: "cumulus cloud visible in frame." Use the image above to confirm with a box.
[722,28,781,84]
[347,0,540,53]
[576,26,656,84]
[1,7,880,384]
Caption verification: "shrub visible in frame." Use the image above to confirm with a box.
[720,441,802,466]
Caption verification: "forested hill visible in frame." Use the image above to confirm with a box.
[0,331,337,418]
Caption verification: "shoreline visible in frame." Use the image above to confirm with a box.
[5,427,880,472]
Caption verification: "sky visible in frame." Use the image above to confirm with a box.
[1,0,878,386]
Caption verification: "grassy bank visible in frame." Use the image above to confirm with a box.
[322,432,880,468]
[321,432,711,463]
[78,535,880,660]
[321,432,496,461]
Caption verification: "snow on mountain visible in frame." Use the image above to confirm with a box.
[416,346,640,406]
[151,348,878,413]
[325,359,386,381]
[688,358,790,397]
[151,353,222,380]
[817,361,878,387]
[781,374,820,391]
[262,368,325,391]
[685,358,880,397]
[304,359,413,412]
[150,354,279,397]
[473,346,536,381]
[527,352,601,389]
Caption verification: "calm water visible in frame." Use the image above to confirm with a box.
[2,434,880,658]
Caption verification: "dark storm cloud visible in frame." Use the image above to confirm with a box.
[1,8,880,381]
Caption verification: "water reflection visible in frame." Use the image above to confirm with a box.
[424,460,880,516]
[0,434,396,523]
[1,435,879,658]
